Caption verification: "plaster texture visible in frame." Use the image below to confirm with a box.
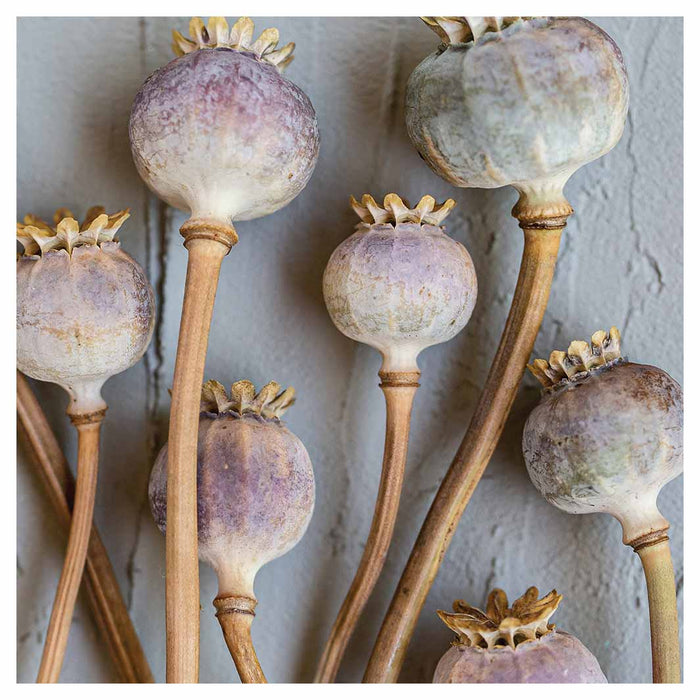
[17,17,683,683]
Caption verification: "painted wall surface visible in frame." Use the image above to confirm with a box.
[17,17,683,683]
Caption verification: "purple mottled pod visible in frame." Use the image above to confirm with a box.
[523,329,683,683]
[149,379,314,600]
[434,587,606,683]
[16,207,155,414]
[129,16,319,227]
[523,327,683,545]
[407,17,628,220]
[323,194,477,373]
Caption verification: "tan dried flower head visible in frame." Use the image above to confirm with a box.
[528,327,623,388]
[201,379,295,418]
[350,193,455,226]
[172,16,295,71]
[17,206,130,256]
[437,587,562,650]
[422,16,532,45]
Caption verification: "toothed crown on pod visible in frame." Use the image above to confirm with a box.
[17,207,129,256]
[172,16,295,71]
[528,327,623,388]
[350,193,455,226]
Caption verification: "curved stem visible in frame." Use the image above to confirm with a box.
[364,221,564,683]
[214,596,267,683]
[17,372,153,683]
[635,536,681,683]
[315,372,419,683]
[166,230,234,683]
[36,409,105,683]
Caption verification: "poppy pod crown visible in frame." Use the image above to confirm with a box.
[172,16,295,71]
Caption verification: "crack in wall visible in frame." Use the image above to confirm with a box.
[144,199,171,457]
[638,18,657,89]
[126,195,170,611]
[621,24,669,339]
[482,555,501,602]
[643,250,665,291]
[124,56,172,606]
[328,351,358,560]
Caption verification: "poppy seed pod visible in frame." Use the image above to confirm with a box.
[129,16,319,227]
[322,194,477,373]
[406,17,629,221]
[149,379,315,600]
[523,328,682,683]
[16,207,155,414]
[434,587,606,683]
[523,327,682,545]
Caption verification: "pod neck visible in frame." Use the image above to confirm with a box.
[64,379,108,420]
[511,181,573,229]
[379,347,421,375]
[612,497,670,548]
[181,217,238,249]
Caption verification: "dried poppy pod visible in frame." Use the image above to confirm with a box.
[323,194,477,374]
[149,380,315,683]
[366,18,629,682]
[130,16,319,226]
[523,328,682,683]
[17,208,154,415]
[406,16,628,222]
[129,17,319,681]
[316,194,476,682]
[434,588,606,683]
[17,207,155,682]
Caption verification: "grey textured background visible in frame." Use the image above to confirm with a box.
[17,17,683,683]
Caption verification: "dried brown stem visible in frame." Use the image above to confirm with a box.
[17,372,153,683]
[314,371,420,683]
[214,596,267,683]
[166,226,235,683]
[634,534,681,683]
[364,215,565,683]
[36,408,106,682]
